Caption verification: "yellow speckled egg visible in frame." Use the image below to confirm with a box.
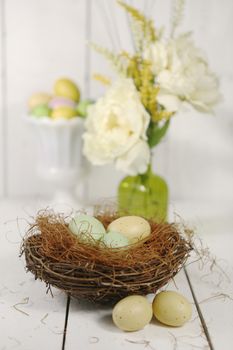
[112,295,153,332]
[54,78,80,102]
[153,291,192,327]
[51,107,77,120]
[28,93,51,110]
[107,216,151,244]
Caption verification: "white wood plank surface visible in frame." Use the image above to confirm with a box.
[0,199,67,349]
[171,200,233,350]
[0,0,5,197]
[65,269,208,350]
[4,0,86,197]
[186,218,233,350]
[0,198,233,349]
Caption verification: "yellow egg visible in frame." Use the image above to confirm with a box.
[112,295,153,332]
[107,216,151,244]
[51,107,77,120]
[152,291,192,327]
[54,78,80,102]
[28,93,51,110]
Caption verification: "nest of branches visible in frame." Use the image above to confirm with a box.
[21,209,192,303]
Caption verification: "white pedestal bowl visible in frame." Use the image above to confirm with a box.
[27,116,86,209]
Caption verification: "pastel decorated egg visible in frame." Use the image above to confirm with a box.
[51,107,77,120]
[102,231,129,248]
[31,105,51,117]
[107,216,151,244]
[152,291,192,327]
[76,99,94,117]
[28,93,51,110]
[54,78,80,102]
[68,214,106,241]
[112,295,153,332]
[49,96,76,109]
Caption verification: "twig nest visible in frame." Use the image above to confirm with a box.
[21,209,192,303]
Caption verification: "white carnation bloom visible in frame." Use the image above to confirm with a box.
[83,78,151,175]
[147,33,220,113]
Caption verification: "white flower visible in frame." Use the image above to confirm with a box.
[144,41,168,75]
[83,78,151,175]
[116,140,150,175]
[146,33,220,113]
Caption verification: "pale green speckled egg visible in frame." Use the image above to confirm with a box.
[102,231,129,248]
[69,214,106,242]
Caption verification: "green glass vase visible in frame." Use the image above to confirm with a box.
[118,165,168,222]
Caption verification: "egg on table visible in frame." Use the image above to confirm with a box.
[54,78,80,102]
[152,291,192,327]
[28,93,51,110]
[112,295,153,332]
[107,216,151,244]
[101,231,129,248]
[68,214,106,242]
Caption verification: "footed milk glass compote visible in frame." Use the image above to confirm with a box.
[27,116,86,209]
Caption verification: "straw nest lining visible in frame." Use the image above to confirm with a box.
[21,210,192,303]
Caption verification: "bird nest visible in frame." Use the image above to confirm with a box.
[21,209,192,303]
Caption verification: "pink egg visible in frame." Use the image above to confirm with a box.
[49,96,76,109]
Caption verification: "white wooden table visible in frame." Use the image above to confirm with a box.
[0,199,232,350]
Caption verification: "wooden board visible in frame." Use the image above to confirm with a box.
[0,0,5,197]
[65,269,209,350]
[0,199,68,349]
[1,198,233,349]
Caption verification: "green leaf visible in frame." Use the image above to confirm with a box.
[147,120,170,148]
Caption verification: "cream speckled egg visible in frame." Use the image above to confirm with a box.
[107,216,151,244]
[152,291,192,327]
[112,295,153,332]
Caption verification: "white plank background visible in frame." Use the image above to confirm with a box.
[0,0,4,197]
[0,199,67,350]
[0,0,232,201]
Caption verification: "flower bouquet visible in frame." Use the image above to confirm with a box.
[83,0,220,221]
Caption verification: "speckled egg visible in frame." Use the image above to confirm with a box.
[54,78,80,102]
[107,216,151,244]
[51,107,77,120]
[112,295,153,332]
[152,291,192,327]
[68,214,106,241]
[28,93,51,110]
[102,231,129,248]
